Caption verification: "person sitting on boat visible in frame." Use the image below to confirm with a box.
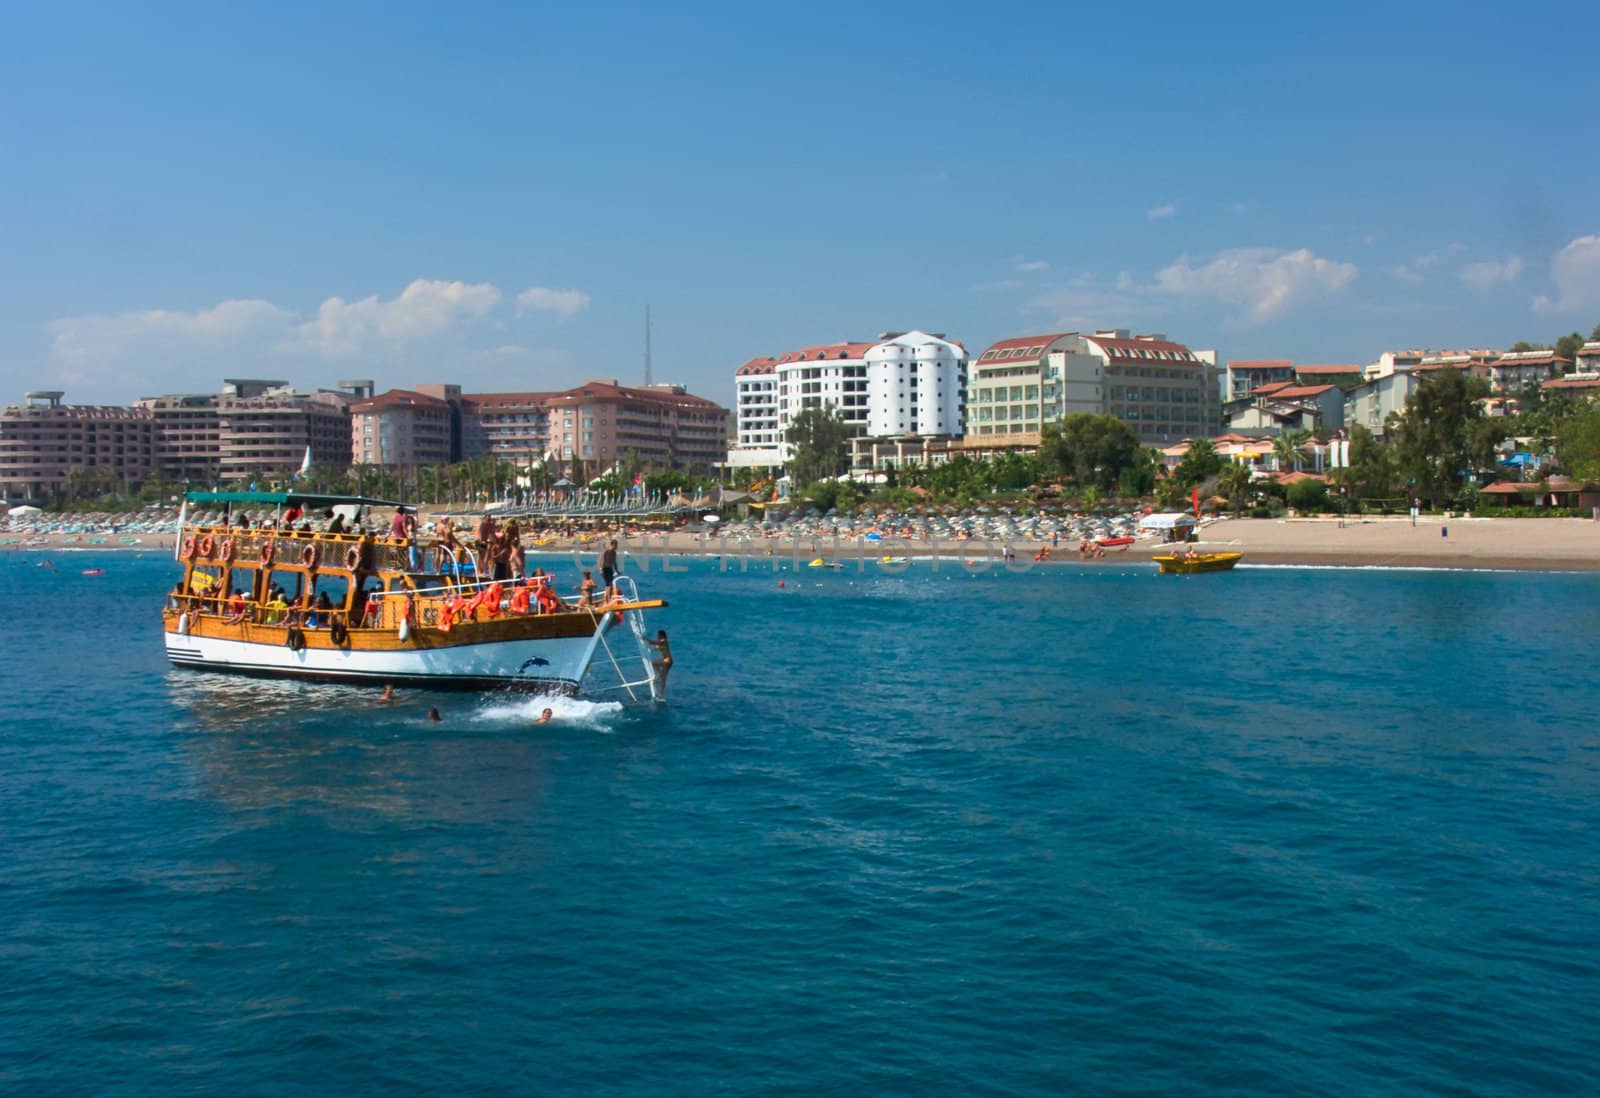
[310,591,333,627]
[646,629,673,696]
[264,590,289,625]
[324,508,347,535]
[579,570,598,606]
[222,590,248,623]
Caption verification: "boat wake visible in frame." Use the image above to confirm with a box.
[473,694,626,730]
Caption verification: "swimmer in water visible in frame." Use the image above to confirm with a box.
[378,684,395,703]
[534,707,553,725]
[426,707,441,722]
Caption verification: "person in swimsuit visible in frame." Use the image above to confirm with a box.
[646,629,672,697]
[534,708,553,725]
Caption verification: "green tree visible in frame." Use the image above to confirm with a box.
[1218,461,1254,516]
[1172,438,1221,486]
[1555,332,1585,363]
[1344,424,1397,504]
[1392,368,1503,505]
[784,406,852,487]
[1286,477,1329,512]
[1556,402,1600,481]
[1039,414,1141,490]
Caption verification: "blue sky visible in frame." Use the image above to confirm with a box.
[3,0,1598,405]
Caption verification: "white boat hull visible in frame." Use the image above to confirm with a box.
[165,622,614,692]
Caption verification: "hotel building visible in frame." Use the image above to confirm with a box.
[0,391,158,501]
[349,389,456,467]
[543,380,729,473]
[727,331,968,470]
[729,357,781,468]
[965,330,1217,449]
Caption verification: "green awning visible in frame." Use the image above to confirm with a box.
[184,491,407,509]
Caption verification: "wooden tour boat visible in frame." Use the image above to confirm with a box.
[164,491,666,697]
[1153,550,1243,574]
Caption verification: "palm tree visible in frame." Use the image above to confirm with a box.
[1219,461,1254,517]
[1272,433,1308,473]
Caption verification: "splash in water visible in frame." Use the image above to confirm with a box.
[473,693,625,730]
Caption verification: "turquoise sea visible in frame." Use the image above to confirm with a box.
[1,550,1597,1095]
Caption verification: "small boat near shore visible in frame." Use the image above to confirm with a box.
[1153,550,1242,574]
[163,490,667,695]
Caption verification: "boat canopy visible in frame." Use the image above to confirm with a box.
[183,490,407,509]
[1139,512,1199,530]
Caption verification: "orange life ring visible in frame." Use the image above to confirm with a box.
[220,537,236,562]
[301,545,317,568]
[509,587,532,615]
[180,536,196,560]
[344,545,361,570]
[259,539,276,565]
[197,533,215,558]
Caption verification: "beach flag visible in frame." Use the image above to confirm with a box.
[1191,485,1200,519]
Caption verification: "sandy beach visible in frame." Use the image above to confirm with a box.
[9,514,1600,572]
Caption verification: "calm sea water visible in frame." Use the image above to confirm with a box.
[1,550,1597,1095]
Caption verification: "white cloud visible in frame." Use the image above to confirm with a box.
[1153,247,1357,323]
[49,298,290,366]
[294,278,502,356]
[1533,234,1600,313]
[1147,202,1177,221]
[1460,256,1524,290]
[971,279,1025,292]
[515,286,591,318]
[1014,257,1050,273]
[1390,265,1425,283]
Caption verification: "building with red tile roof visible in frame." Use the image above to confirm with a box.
[541,380,728,474]
[729,332,968,470]
[966,329,1217,450]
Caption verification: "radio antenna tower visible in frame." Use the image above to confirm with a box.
[643,304,653,386]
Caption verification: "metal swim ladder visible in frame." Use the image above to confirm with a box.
[586,575,661,702]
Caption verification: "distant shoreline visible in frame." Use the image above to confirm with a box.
[6,515,1600,573]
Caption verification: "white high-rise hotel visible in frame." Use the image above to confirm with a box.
[727,331,966,468]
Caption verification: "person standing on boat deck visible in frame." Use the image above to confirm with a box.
[489,524,508,585]
[402,509,420,571]
[505,519,525,579]
[433,516,456,571]
[646,629,673,697]
[474,512,498,580]
[601,538,619,598]
[579,570,598,606]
